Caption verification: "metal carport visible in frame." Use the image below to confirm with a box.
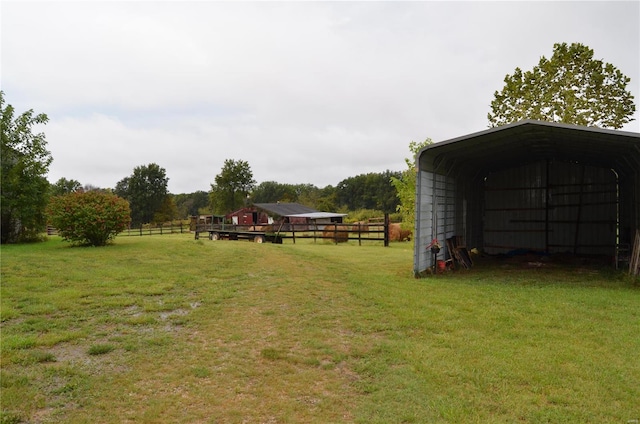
[413,120,640,276]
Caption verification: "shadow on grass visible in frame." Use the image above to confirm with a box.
[425,253,639,289]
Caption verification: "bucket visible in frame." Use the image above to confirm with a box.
[437,260,446,271]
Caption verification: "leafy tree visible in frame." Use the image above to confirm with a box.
[251,181,298,203]
[152,195,179,223]
[312,185,338,212]
[114,163,169,226]
[50,177,82,196]
[1,91,53,243]
[336,171,400,213]
[209,159,256,214]
[391,139,433,230]
[47,191,130,246]
[488,42,636,128]
[291,183,326,210]
[249,181,339,211]
[174,191,210,218]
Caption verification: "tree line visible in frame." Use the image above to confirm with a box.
[2,42,635,245]
[54,161,403,227]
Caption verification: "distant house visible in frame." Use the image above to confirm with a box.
[226,203,346,230]
[226,202,315,226]
[413,120,640,275]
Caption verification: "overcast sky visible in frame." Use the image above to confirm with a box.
[2,1,638,194]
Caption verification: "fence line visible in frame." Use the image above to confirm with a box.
[49,215,404,246]
[193,215,393,246]
[120,222,188,237]
[47,222,189,237]
[285,221,388,245]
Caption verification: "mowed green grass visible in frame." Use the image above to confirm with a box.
[1,235,639,423]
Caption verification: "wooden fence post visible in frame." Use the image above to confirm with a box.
[384,213,389,247]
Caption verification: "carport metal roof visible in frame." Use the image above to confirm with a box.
[418,120,640,179]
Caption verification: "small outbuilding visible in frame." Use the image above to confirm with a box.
[285,212,347,231]
[253,204,346,231]
[413,120,640,275]
[226,203,326,228]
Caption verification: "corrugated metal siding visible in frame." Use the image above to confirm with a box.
[483,161,616,256]
[414,170,456,274]
[549,163,616,255]
[484,162,546,253]
[463,179,485,253]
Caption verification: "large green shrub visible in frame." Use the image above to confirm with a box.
[47,191,131,246]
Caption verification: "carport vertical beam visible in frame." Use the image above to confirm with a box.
[573,164,586,255]
[545,159,550,254]
[432,169,437,244]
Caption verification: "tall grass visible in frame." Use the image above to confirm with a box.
[1,235,638,423]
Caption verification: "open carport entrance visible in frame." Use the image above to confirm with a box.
[413,120,640,276]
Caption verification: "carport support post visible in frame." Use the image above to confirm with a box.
[573,164,586,255]
[545,159,550,253]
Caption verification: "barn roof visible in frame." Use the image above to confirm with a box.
[253,203,318,217]
[418,120,640,179]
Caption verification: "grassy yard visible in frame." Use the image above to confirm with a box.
[1,235,639,423]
